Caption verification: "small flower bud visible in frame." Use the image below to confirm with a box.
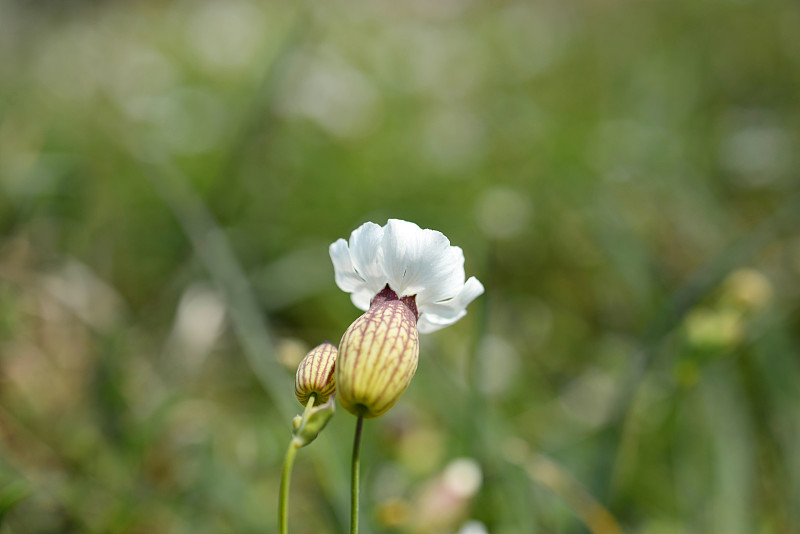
[295,342,337,405]
[337,286,419,418]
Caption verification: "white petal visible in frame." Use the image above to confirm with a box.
[423,277,484,318]
[417,309,467,333]
[456,276,485,308]
[382,219,459,300]
[348,222,387,296]
[416,245,465,305]
[419,277,485,329]
[329,238,365,293]
[350,290,371,311]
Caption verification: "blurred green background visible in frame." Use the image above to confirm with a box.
[1,0,799,533]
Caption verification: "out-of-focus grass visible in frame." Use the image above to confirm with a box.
[1,0,799,533]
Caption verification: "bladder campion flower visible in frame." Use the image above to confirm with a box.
[330,219,484,417]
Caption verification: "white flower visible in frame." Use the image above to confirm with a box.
[329,219,484,333]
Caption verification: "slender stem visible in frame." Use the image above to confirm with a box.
[279,441,299,534]
[301,394,317,421]
[278,395,316,534]
[350,411,365,534]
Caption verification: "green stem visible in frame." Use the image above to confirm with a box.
[278,395,316,534]
[301,394,317,421]
[350,412,365,534]
[279,441,299,534]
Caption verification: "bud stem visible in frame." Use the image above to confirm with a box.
[301,393,317,423]
[279,394,316,534]
[350,409,366,534]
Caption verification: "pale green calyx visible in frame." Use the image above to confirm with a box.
[292,395,336,447]
[336,285,419,418]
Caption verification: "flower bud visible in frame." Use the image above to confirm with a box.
[337,286,419,418]
[295,342,337,405]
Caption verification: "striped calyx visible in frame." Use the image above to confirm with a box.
[295,342,338,405]
[336,285,419,418]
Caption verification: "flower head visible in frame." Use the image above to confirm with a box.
[330,220,483,418]
[329,219,484,334]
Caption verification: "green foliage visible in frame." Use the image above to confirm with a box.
[1,0,799,533]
